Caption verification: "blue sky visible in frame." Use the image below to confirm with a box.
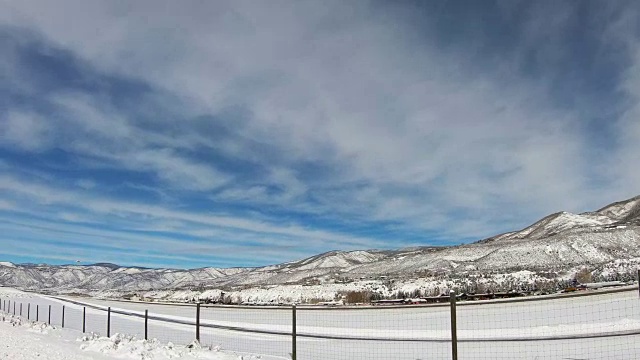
[1,0,639,269]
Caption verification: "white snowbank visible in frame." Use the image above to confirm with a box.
[0,313,248,359]
[78,333,242,359]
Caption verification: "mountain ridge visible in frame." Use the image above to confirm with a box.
[1,194,639,301]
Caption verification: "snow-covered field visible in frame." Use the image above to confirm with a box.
[2,286,640,359]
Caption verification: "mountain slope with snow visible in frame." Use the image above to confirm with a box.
[1,195,639,297]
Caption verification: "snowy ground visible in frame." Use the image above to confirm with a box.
[2,286,640,359]
[0,313,244,360]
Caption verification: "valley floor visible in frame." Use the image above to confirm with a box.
[3,286,640,359]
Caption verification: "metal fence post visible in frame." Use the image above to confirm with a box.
[145,310,148,340]
[13,301,15,315]
[19,303,22,316]
[27,303,30,319]
[107,307,111,337]
[450,291,458,360]
[62,305,65,328]
[195,303,201,342]
[48,305,51,325]
[36,305,39,322]
[292,304,297,360]
[83,307,86,333]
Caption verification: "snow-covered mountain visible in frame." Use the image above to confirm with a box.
[1,195,639,300]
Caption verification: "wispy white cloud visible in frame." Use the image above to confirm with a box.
[0,111,52,151]
[0,175,395,253]
[613,45,640,190]
[1,215,311,266]
[0,199,15,210]
[0,1,639,267]
[75,179,96,190]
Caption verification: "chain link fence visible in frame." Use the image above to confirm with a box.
[2,284,640,359]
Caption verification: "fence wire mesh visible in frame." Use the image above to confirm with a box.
[1,286,640,359]
[297,303,452,360]
[200,304,292,359]
[456,289,640,359]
